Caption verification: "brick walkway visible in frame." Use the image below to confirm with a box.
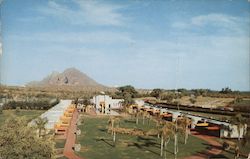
[63,110,84,159]
[182,131,222,159]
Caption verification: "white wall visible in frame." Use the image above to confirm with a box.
[92,95,123,114]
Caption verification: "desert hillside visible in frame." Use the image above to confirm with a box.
[27,68,103,87]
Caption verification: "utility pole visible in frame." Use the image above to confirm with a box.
[174,55,181,159]
[175,55,181,111]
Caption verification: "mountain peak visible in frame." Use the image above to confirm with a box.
[63,67,79,73]
[27,68,103,87]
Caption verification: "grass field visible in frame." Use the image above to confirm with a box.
[0,109,45,125]
[232,99,250,107]
[76,115,208,159]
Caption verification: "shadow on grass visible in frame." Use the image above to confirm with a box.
[202,143,223,151]
[95,137,114,147]
[192,143,228,159]
[137,136,160,148]
[98,128,107,132]
[222,149,235,155]
[124,119,136,124]
[194,150,230,159]
[127,142,160,155]
[123,137,162,156]
[208,154,230,159]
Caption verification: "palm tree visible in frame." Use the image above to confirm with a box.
[173,118,183,158]
[178,116,191,144]
[135,110,143,125]
[108,116,121,135]
[231,113,246,141]
[154,118,164,138]
[108,116,121,147]
[113,127,117,146]
[160,122,175,157]
[108,116,115,134]
[35,117,48,137]
[142,111,148,125]
[147,112,151,125]
[230,113,247,159]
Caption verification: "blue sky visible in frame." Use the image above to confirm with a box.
[0,0,249,91]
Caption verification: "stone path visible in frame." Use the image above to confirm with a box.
[63,110,84,159]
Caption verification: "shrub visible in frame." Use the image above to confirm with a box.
[189,98,196,104]
[3,98,60,110]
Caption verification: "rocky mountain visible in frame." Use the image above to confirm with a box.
[27,68,103,87]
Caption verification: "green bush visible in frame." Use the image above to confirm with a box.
[3,98,60,110]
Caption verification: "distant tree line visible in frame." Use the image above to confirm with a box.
[149,87,250,99]
[2,98,59,110]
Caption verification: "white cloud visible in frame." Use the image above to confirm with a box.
[75,0,125,26]
[38,0,126,26]
[172,13,249,35]
[190,13,238,26]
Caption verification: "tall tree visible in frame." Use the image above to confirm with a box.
[108,116,121,135]
[116,85,138,109]
[117,85,138,98]
[173,118,182,158]
[220,87,232,94]
[150,89,163,99]
[160,122,174,157]
[178,116,192,144]
[108,116,121,147]
[0,116,55,159]
[231,113,246,141]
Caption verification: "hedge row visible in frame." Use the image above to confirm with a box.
[2,99,60,110]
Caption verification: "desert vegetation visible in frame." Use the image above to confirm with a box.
[0,115,55,158]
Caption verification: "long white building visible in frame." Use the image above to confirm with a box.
[30,100,72,129]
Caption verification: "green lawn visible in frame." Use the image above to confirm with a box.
[76,115,208,159]
[0,109,45,125]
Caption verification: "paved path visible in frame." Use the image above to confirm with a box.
[63,110,84,159]
[183,131,222,159]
